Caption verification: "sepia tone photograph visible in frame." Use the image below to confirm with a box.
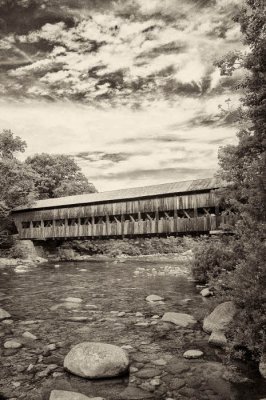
[0,0,265,399]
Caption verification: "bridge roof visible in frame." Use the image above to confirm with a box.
[12,177,224,212]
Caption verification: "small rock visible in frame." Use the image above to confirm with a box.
[36,364,58,378]
[152,359,167,366]
[135,368,161,379]
[200,288,213,297]
[139,382,156,392]
[209,330,227,347]
[146,295,164,303]
[52,372,64,378]
[118,312,126,317]
[135,322,149,327]
[4,340,22,349]
[22,331,37,340]
[64,297,82,303]
[2,319,13,325]
[183,350,203,359]
[130,366,138,373]
[162,312,197,327]
[19,320,41,325]
[46,343,56,351]
[27,363,34,371]
[170,378,186,390]
[0,307,11,320]
[64,342,129,378]
[135,312,143,317]
[151,315,160,319]
[150,378,161,386]
[121,345,133,350]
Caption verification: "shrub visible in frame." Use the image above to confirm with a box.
[192,225,266,361]
[192,237,241,284]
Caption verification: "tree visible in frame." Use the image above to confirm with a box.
[25,153,97,199]
[0,130,38,243]
[215,0,266,360]
[0,129,37,215]
[0,129,27,159]
[216,0,266,222]
[193,0,266,362]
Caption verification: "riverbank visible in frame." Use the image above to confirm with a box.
[0,236,195,267]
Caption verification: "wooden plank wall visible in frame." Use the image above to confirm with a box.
[13,191,225,239]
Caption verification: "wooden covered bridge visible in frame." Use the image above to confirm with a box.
[12,177,228,240]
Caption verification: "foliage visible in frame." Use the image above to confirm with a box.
[216,0,266,222]
[193,0,266,361]
[192,237,243,284]
[0,130,97,247]
[0,129,27,159]
[63,236,193,257]
[0,130,37,219]
[25,153,97,199]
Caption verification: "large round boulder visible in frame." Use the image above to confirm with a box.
[50,390,103,400]
[64,342,129,378]
[203,301,237,333]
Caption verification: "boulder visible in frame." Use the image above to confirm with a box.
[146,295,164,303]
[183,350,203,359]
[58,248,76,260]
[0,308,11,320]
[203,301,237,333]
[162,312,197,327]
[12,240,37,259]
[64,342,129,378]
[259,353,266,379]
[208,330,227,347]
[50,390,103,400]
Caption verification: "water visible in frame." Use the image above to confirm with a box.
[0,258,265,399]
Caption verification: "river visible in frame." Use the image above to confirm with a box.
[0,257,265,399]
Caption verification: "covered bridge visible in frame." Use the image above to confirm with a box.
[11,177,228,240]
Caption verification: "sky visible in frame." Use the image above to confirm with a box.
[0,0,244,191]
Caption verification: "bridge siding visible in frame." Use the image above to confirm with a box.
[12,190,228,240]
[16,215,229,240]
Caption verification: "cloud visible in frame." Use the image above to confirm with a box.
[93,167,214,182]
[75,151,132,163]
[0,0,243,191]
[0,0,244,105]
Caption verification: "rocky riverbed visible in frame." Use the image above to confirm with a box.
[0,258,265,399]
